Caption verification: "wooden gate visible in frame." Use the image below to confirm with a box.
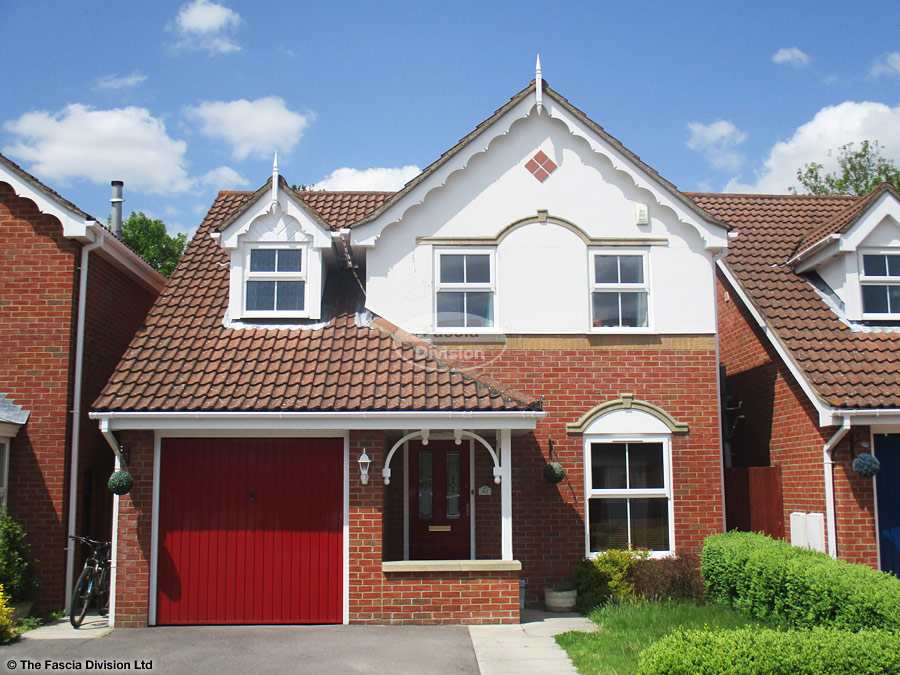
[724,465,785,539]
[157,438,343,625]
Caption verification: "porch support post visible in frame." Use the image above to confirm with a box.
[500,428,513,561]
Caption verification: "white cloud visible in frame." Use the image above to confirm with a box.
[772,47,810,68]
[686,120,747,172]
[199,165,249,188]
[2,104,191,194]
[314,165,422,191]
[870,52,900,78]
[724,101,900,193]
[171,0,241,54]
[93,72,148,90]
[185,97,311,160]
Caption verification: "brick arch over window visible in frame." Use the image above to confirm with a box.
[565,393,689,435]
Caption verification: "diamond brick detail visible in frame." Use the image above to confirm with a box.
[525,150,557,183]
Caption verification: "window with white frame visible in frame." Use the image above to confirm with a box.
[243,245,307,316]
[586,440,671,553]
[860,251,900,318]
[591,252,649,328]
[435,250,495,329]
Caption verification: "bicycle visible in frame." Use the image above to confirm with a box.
[69,536,111,628]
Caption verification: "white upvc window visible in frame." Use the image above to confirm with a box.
[434,249,496,330]
[860,250,900,319]
[590,251,649,329]
[586,438,673,555]
[243,244,308,318]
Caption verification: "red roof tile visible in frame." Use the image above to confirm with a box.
[690,191,900,410]
[93,191,537,413]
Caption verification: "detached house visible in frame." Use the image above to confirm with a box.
[706,185,900,576]
[92,79,730,627]
[0,155,164,611]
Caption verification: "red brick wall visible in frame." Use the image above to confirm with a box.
[78,254,157,545]
[112,430,154,628]
[0,182,79,610]
[717,269,878,567]
[447,335,724,607]
[0,182,159,611]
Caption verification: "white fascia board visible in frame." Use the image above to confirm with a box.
[91,225,166,293]
[718,260,836,427]
[840,194,900,250]
[544,100,729,252]
[0,422,22,439]
[0,170,92,239]
[825,409,900,427]
[90,410,546,432]
[350,97,536,248]
[219,185,332,250]
[790,234,841,272]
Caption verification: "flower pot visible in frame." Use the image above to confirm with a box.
[544,588,577,612]
[12,601,33,621]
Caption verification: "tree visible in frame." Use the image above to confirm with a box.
[790,140,900,196]
[120,211,187,278]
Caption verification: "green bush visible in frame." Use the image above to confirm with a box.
[0,585,16,643]
[0,509,38,603]
[701,531,900,630]
[572,548,649,612]
[636,626,900,675]
[628,551,706,602]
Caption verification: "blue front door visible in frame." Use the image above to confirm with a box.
[875,434,900,576]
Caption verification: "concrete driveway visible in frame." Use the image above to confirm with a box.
[3,622,479,674]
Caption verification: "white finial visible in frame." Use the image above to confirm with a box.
[271,151,279,205]
[535,54,543,114]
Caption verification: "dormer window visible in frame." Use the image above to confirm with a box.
[243,244,308,317]
[861,252,900,318]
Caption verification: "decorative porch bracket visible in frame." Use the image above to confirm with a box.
[382,429,502,485]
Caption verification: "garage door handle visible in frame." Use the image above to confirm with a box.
[248,490,255,503]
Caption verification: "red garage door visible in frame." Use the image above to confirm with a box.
[157,438,343,625]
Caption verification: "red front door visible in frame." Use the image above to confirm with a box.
[157,438,343,625]
[408,440,470,560]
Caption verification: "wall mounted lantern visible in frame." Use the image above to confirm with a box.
[358,450,372,485]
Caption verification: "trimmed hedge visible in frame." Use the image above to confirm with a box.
[702,531,900,630]
[636,627,900,675]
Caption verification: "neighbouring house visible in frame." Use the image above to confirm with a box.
[701,184,900,575]
[91,79,731,627]
[0,154,165,612]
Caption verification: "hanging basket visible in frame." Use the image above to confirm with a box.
[544,461,565,484]
[107,470,134,495]
[852,453,880,478]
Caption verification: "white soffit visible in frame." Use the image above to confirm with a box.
[351,89,728,251]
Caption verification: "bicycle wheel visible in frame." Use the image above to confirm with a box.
[70,567,94,628]
[96,567,110,617]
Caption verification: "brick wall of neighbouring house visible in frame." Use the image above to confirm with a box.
[717,270,878,567]
[112,430,154,628]
[78,253,157,549]
[442,334,724,608]
[0,182,79,611]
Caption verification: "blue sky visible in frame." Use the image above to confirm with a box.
[2,1,900,234]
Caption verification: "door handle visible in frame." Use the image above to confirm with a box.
[248,490,255,503]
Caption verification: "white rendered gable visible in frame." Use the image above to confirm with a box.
[357,92,726,336]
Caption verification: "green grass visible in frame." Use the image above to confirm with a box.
[555,600,768,675]
[17,609,65,634]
